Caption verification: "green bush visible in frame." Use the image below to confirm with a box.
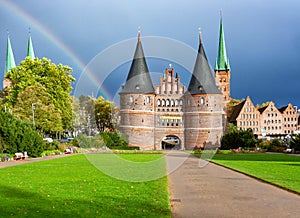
[77,133,104,148]
[290,134,300,152]
[41,150,61,157]
[0,109,44,157]
[258,139,286,152]
[221,125,256,150]
[100,131,128,148]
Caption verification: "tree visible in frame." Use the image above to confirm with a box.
[4,57,75,130]
[94,96,115,132]
[221,124,256,149]
[0,108,44,157]
[290,134,300,152]
[13,83,63,134]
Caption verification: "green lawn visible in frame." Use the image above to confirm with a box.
[208,153,300,193]
[0,154,170,218]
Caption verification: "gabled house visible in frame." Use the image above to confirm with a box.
[279,104,298,135]
[258,102,283,136]
[228,96,261,136]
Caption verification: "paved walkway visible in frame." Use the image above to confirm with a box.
[167,151,300,218]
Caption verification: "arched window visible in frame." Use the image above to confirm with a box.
[175,100,179,106]
[162,99,165,107]
[179,99,183,106]
[157,99,161,106]
[171,99,174,107]
[166,99,170,106]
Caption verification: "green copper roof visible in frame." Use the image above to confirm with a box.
[27,34,35,59]
[215,17,230,71]
[5,35,16,74]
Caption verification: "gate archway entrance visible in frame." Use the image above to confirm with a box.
[161,135,181,150]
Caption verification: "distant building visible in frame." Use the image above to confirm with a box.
[3,32,35,90]
[279,104,298,135]
[229,96,261,136]
[258,102,283,136]
[229,97,299,138]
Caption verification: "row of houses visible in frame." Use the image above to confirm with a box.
[228,96,299,138]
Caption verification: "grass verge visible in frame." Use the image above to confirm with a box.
[0,154,170,217]
[206,153,300,194]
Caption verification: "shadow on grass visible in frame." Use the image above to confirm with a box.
[0,183,170,218]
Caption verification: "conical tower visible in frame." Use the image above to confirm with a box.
[120,30,154,94]
[119,30,155,149]
[27,31,35,59]
[5,34,16,74]
[184,33,223,150]
[3,33,16,89]
[215,15,231,111]
[188,34,221,95]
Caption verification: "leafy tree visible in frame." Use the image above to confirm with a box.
[221,124,256,149]
[290,134,300,152]
[100,131,128,148]
[13,83,63,134]
[94,96,115,132]
[256,101,272,109]
[76,95,97,135]
[226,98,243,118]
[4,57,75,130]
[0,108,44,157]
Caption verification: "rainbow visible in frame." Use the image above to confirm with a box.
[0,0,112,99]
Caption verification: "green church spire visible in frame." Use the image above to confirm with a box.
[27,30,35,59]
[5,33,16,74]
[215,15,230,71]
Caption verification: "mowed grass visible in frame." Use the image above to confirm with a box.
[209,153,300,193]
[0,154,170,218]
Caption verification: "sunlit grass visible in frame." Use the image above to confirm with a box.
[208,153,300,193]
[0,154,170,218]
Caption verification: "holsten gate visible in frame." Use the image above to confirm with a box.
[118,22,231,150]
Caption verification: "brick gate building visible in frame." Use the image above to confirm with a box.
[119,27,228,150]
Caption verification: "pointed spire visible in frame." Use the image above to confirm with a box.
[215,13,230,71]
[120,30,154,94]
[5,32,16,74]
[138,26,141,42]
[187,33,221,95]
[27,28,35,59]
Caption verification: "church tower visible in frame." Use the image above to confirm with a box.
[215,15,231,112]
[27,31,35,59]
[3,34,16,89]
[185,33,223,149]
[119,30,156,149]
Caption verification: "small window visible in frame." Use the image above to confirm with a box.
[130,96,134,103]
[135,85,140,90]
[146,96,150,104]
[200,97,205,105]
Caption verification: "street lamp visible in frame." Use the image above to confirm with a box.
[32,103,36,125]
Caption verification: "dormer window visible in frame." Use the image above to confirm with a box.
[135,85,140,90]
[198,85,203,91]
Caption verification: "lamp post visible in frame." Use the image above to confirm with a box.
[32,103,36,125]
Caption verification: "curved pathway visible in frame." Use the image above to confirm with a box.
[167,151,300,218]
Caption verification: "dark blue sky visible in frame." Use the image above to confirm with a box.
[1,0,300,108]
